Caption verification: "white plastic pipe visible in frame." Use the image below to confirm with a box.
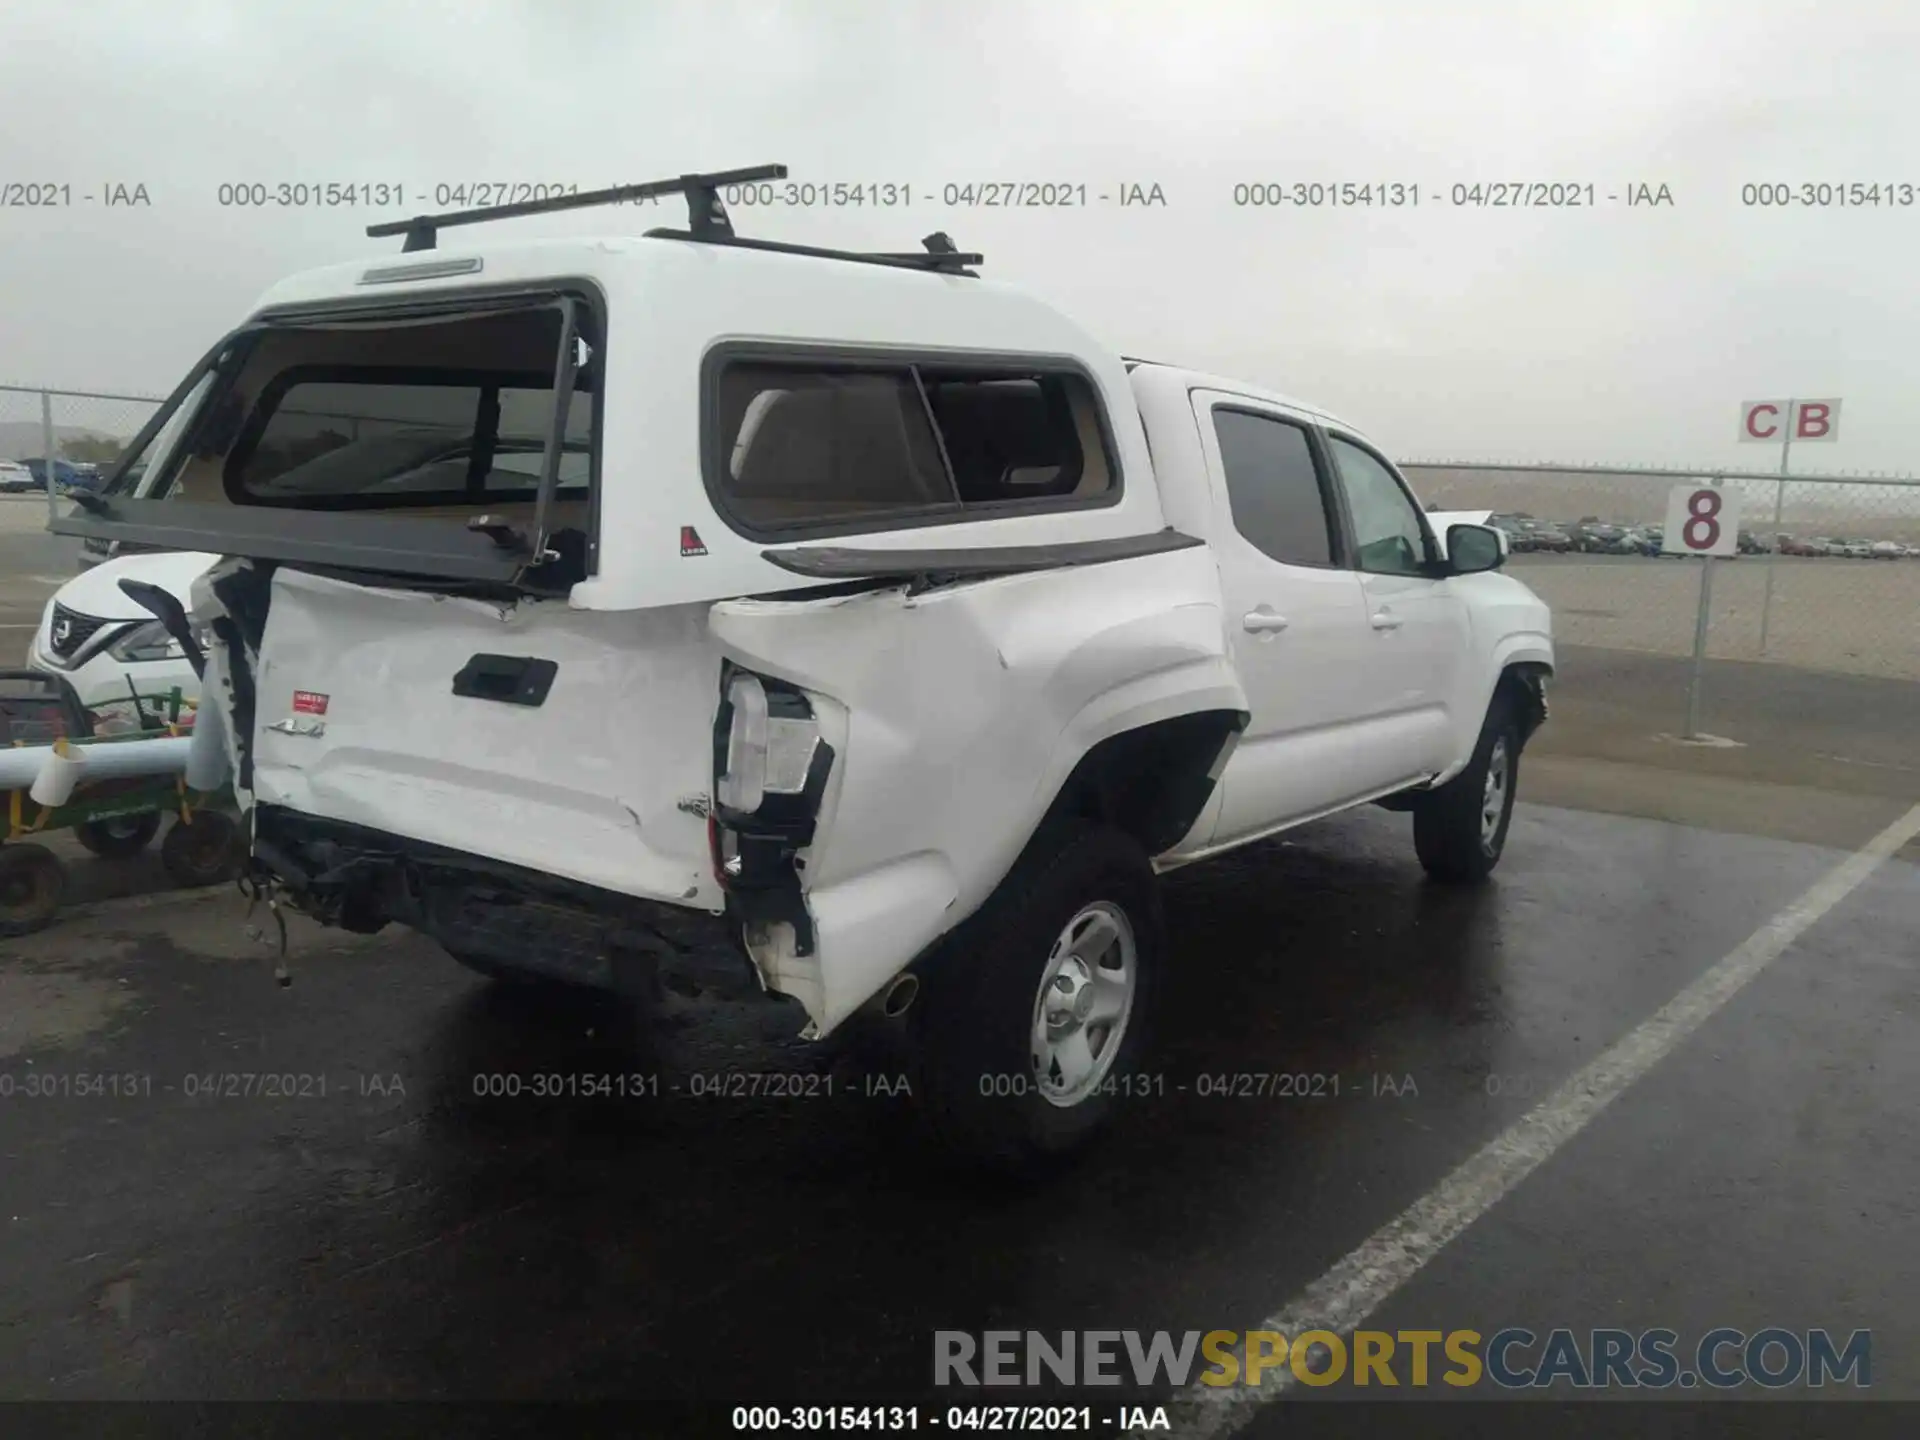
[26,745,85,808]
[12,735,197,808]
[0,743,58,791]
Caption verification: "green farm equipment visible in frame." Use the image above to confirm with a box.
[0,669,242,937]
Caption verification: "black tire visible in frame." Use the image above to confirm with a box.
[160,810,244,887]
[0,843,68,937]
[913,823,1164,1172]
[1413,691,1521,885]
[73,812,163,859]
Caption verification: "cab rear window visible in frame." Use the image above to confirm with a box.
[708,354,1117,536]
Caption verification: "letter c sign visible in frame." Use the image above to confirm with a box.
[1740,400,1784,441]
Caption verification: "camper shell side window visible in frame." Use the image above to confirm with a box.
[702,345,1122,543]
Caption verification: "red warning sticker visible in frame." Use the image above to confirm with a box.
[680,525,709,557]
[292,690,330,715]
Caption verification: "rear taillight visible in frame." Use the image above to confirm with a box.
[715,670,822,816]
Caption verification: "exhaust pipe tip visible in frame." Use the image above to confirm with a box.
[880,971,920,1020]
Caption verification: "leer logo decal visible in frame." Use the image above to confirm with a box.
[291,690,329,715]
[680,525,709,557]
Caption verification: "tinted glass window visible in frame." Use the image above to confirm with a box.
[713,361,1115,532]
[921,375,1100,503]
[1328,435,1428,575]
[1211,408,1334,566]
[232,376,593,503]
[718,365,956,529]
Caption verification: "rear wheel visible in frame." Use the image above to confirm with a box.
[73,812,162,859]
[0,843,68,937]
[914,823,1163,1171]
[1413,693,1520,884]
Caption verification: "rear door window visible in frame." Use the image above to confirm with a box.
[710,356,1116,536]
[1211,407,1338,567]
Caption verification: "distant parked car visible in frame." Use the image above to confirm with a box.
[23,457,94,492]
[0,459,35,493]
[1839,539,1875,559]
[1608,527,1649,555]
[1736,529,1768,555]
[1528,524,1572,553]
[1574,522,1627,553]
[1777,535,1820,557]
[1869,540,1905,560]
[1487,514,1537,552]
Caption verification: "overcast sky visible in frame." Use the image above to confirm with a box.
[2,0,1915,472]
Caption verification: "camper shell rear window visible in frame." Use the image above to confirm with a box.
[224,364,593,509]
[135,296,601,519]
[703,346,1121,540]
[47,285,608,594]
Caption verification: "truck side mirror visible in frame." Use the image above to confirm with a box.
[1446,523,1505,576]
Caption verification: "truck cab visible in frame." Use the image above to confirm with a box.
[1124,364,1548,856]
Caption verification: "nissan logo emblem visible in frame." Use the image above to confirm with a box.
[52,618,72,646]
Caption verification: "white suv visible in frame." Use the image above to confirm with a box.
[26,550,215,729]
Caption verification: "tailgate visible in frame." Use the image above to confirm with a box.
[240,566,724,910]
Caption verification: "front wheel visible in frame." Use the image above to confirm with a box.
[1413,695,1520,885]
[914,824,1164,1171]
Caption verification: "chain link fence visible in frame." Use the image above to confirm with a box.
[1404,460,1920,683]
[0,385,166,539]
[3,388,1916,684]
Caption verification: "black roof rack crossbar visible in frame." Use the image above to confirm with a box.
[365,164,790,253]
[641,227,983,276]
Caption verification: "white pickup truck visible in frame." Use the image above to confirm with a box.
[55,167,1552,1167]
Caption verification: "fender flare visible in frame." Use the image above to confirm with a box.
[1427,639,1555,789]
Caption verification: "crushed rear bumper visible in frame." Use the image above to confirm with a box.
[250,805,755,996]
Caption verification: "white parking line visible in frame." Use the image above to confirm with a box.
[1161,799,1920,1438]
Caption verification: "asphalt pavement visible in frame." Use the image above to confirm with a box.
[2,507,1918,1437]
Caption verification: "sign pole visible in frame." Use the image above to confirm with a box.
[1681,480,1743,744]
[1681,476,1725,741]
[40,390,57,530]
[1757,402,1794,655]
[1683,554,1716,739]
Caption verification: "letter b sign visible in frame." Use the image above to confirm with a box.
[1793,400,1839,441]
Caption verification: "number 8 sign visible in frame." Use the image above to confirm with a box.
[1661,482,1740,557]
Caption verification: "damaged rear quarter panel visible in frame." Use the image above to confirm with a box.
[709,543,1243,1035]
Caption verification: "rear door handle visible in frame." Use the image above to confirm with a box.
[1242,611,1290,634]
[1370,611,1403,631]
